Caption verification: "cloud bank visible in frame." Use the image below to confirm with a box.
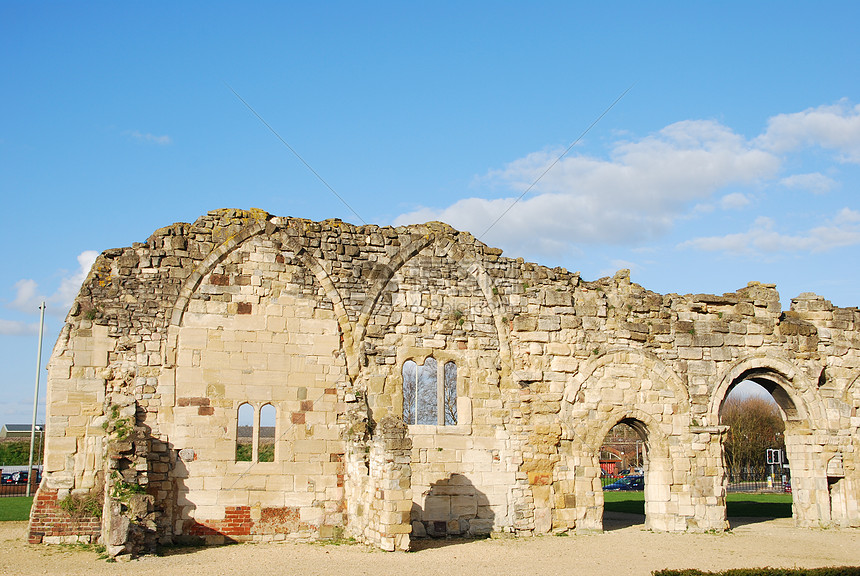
[394,101,860,259]
[680,208,860,255]
[1,251,99,334]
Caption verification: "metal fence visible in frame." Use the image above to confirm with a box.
[727,467,791,493]
[0,467,42,497]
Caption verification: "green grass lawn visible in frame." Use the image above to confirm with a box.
[603,492,792,518]
[603,491,646,514]
[0,496,33,521]
[0,493,795,523]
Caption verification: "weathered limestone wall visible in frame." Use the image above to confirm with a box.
[30,208,860,555]
[167,233,347,543]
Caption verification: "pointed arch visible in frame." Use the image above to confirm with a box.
[562,348,690,419]
[708,354,823,428]
[354,229,513,379]
[843,372,860,409]
[166,218,358,375]
[169,218,271,327]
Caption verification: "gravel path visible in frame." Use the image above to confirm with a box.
[2,515,858,576]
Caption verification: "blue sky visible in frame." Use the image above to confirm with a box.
[1,1,858,426]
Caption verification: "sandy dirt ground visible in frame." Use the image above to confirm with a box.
[2,514,858,576]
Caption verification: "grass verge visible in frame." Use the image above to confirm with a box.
[0,496,33,521]
[603,492,792,518]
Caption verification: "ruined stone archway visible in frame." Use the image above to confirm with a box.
[583,411,666,532]
[353,231,516,537]
[554,350,716,533]
[710,355,831,527]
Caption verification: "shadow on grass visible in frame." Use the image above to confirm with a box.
[603,492,792,529]
[726,494,792,528]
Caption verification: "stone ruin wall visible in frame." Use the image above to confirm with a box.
[29,208,860,557]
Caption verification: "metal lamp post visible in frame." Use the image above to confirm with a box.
[27,302,46,498]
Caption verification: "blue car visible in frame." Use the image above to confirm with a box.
[603,474,644,491]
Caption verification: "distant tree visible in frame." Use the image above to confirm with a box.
[721,395,785,478]
[0,440,31,465]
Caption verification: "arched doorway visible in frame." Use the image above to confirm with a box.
[721,380,789,492]
[712,361,829,527]
[600,419,648,530]
[720,380,792,524]
[559,350,694,533]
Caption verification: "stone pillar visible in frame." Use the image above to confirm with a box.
[345,415,413,551]
[689,426,730,531]
[101,397,157,558]
[785,431,831,527]
[368,416,413,551]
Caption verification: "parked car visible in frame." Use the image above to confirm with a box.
[1,473,12,485]
[603,474,644,491]
[7,470,41,485]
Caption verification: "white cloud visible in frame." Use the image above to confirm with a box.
[597,259,642,278]
[779,173,837,195]
[5,251,99,320]
[756,100,860,163]
[0,319,39,335]
[127,130,172,145]
[10,279,43,312]
[396,119,779,254]
[53,251,99,309]
[719,193,751,210]
[395,101,860,263]
[679,208,860,255]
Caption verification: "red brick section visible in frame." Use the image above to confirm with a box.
[184,506,314,539]
[186,506,253,537]
[177,397,210,407]
[27,488,101,544]
[222,506,253,535]
[209,273,229,286]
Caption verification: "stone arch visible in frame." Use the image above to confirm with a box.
[562,348,690,422]
[355,229,513,380]
[167,218,358,375]
[351,232,435,375]
[169,217,270,327]
[555,350,697,532]
[164,218,352,538]
[579,406,668,456]
[843,372,860,411]
[708,354,822,428]
[709,354,836,527]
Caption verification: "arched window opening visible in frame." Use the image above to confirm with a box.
[403,358,458,426]
[258,404,276,463]
[444,361,457,425]
[236,403,254,462]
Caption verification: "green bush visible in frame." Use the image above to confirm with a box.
[654,568,860,576]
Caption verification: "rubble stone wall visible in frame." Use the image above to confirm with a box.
[30,209,860,555]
